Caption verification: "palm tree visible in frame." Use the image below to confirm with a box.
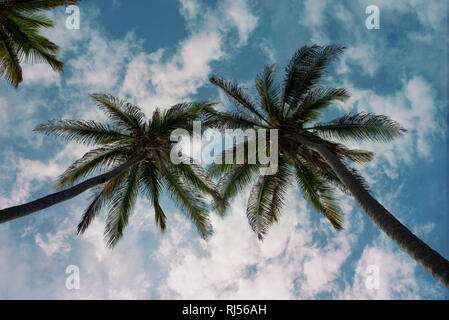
[0,0,82,87]
[0,94,223,247]
[208,45,449,289]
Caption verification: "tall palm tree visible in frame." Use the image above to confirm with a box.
[208,45,449,289]
[0,0,82,87]
[0,94,222,247]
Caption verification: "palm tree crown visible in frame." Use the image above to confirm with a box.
[0,0,82,87]
[208,45,406,239]
[34,94,221,247]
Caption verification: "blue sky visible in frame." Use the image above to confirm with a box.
[0,0,447,299]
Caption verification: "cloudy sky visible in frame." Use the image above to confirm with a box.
[0,0,447,299]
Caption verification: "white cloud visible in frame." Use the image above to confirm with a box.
[0,156,64,207]
[339,235,421,299]
[362,0,446,30]
[121,0,258,111]
[225,0,258,46]
[179,0,199,19]
[301,0,328,27]
[338,76,440,170]
[35,218,73,256]
[21,63,61,87]
[259,39,276,63]
[155,189,363,299]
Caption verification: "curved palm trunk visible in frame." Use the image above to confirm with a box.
[0,154,145,224]
[298,136,449,289]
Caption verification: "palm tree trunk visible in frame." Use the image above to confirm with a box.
[0,154,145,224]
[298,136,449,289]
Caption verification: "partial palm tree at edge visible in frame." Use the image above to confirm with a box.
[0,0,82,87]
[0,94,223,247]
[207,45,449,289]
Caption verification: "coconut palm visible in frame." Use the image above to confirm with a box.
[0,94,223,247]
[208,45,449,288]
[0,0,82,87]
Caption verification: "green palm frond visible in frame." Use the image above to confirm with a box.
[281,45,345,109]
[210,75,271,125]
[1,0,82,11]
[139,162,166,232]
[89,94,144,131]
[10,11,54,28]
[202,109,266,130]
[322,166,371,195]
[246,174,276,240]
[217,163,260,207]
[289,87,349,123]
[172,159,224,211]
[293,157,342,229]
[104,163,140,248]
[0,0,82,86]
[77,173,126,235]
[255,64,280,118]
[246,157,292,239]
[150,101,218,135]
[56,145,129,188]
[311,112,407,142]
[208,138,258,176]
[34,119,133,146]
[1,13,63,68]
[0,23,22,86]
[161,162,213,239]
[343,149,374,163]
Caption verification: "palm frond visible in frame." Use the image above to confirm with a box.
[1,15,63,70]
[77,173,126,235]
[343,149,374,163]
[322,166,371,195]
[56,146,129,188]
[293,157,342,229]
[161,163,213,239]
[202,109,266,130]
[89,94,144,131]
[172,159,224,212]
[104,162,140,248]
[0,23,22,86]
[150,101,218,135]
[10,11,54,29]
[255,64,280,118]
[246,156,292,240]
[1,0,82,11]
[311,112,407,142]
[281,45,345,110]
[217,163,260,210]
[290,87,349,123]
[139,162,166,232]
[34,119,133,146]
[210,75,271,125]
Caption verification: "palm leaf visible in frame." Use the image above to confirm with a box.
[311,112,407,142]
[1,0,82,11]
[210,75,271,125]
[77,172,126,235]
[89,94,144,131]
[139,161,166,232]
[290,87,349,123]
[0,22,22,86]
[255,64,280,118]
[56,146,129,188]
[34,119,133,146]
[161,162,213,239]
[293,157,342,229]
[246,156,292,239]
[282,45,345,110]
[104,162,140,248]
